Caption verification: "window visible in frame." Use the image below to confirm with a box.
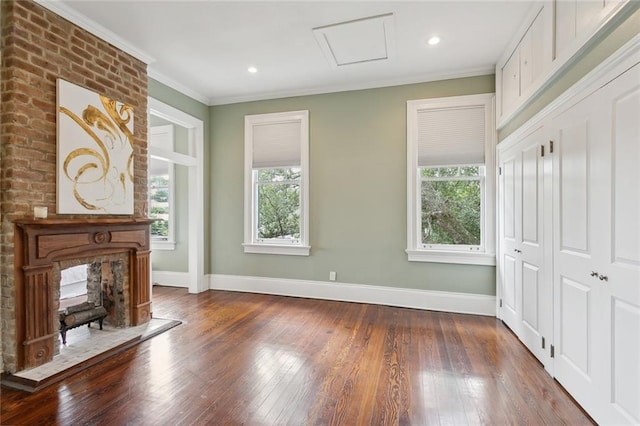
[149,125,176,250]
[406,94,495,265]
[244,110,310,256]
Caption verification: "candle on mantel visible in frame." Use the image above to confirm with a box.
[33,206,48,219]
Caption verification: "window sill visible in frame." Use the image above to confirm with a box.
[152,240,176,251]
[243,243,311,256]
[406,249,495,266]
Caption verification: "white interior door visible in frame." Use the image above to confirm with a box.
[498,125,547,363]
[551,91,603,414]
[498,145,520,333]
[516,127,546,363]
[596,64,640,425]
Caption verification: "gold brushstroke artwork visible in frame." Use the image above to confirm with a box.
[57,79,134,214]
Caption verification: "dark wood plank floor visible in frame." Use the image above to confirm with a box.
[1,286,593,425]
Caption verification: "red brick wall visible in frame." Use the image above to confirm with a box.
[0,0,148,373]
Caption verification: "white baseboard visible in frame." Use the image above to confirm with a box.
[152,271,190,288]
[208,274,496,316]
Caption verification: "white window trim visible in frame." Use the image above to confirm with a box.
[406,94,496,266]
[149,124,176,251]
[243,110,310,256]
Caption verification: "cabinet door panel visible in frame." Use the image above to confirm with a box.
[576,1,605,36]
[501,51,520,115]
[520,9,546,95]
[555,0,577,58]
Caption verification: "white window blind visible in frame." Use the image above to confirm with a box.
[417,106,485,167]
[252,120,301,168]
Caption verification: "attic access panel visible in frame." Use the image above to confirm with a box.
[313,13,395,68]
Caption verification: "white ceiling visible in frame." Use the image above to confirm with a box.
[38,1,535,106]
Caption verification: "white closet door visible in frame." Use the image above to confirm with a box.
[499,145,520,333]
[498,125,547,364]
[551,91,604,415]
[517,128,546,363]
[596,64,640,425]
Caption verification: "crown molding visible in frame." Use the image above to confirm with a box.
[33,0,155,65]
[147,69,210,105]
[208,65,495,106]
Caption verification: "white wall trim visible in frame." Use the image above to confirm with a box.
[208,274,496,317]
[152,271,190,288]
[148,98,206,294]
[148,70,210,106]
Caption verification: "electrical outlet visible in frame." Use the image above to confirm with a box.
[329,271,337,281]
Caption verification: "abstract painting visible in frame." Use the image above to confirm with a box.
[57,79,134,214]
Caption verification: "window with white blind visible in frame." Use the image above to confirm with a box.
[243,110,310,256]
[406,94,496,265]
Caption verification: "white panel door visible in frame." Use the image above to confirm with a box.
[498,146,520,333]
[595,64,640,425]
[552,92,604,415]
[498,125,547,364]
[517,132,546,363]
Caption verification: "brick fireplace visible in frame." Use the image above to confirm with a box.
[13,218,153,371]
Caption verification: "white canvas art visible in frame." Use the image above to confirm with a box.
[57,79,134,214]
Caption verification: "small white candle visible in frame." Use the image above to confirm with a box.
[33,206,48,219]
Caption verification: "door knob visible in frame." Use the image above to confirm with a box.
[598,274,608,282]
[590,271,598,277]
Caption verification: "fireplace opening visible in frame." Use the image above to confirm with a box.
[59,264,88,310]
[53,254,130,350]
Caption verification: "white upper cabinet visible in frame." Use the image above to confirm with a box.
[496,0,633,128]
[497,2,553,125]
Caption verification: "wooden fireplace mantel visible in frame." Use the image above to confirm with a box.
[14,217,154,370]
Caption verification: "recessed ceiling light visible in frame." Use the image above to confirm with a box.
[248,66,258,74]
[427,36,441,46]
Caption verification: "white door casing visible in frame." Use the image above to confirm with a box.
[148,98,206,294]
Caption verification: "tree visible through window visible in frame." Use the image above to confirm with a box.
[255,168,300,241]
[149,174,170,239]
[420,166,482,246]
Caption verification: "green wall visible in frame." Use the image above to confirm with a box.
[210,76,496,295]
[499,4,640,140]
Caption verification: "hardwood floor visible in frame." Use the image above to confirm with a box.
[1,286,593,425]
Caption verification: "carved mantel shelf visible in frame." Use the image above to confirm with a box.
[13,217,154,370]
